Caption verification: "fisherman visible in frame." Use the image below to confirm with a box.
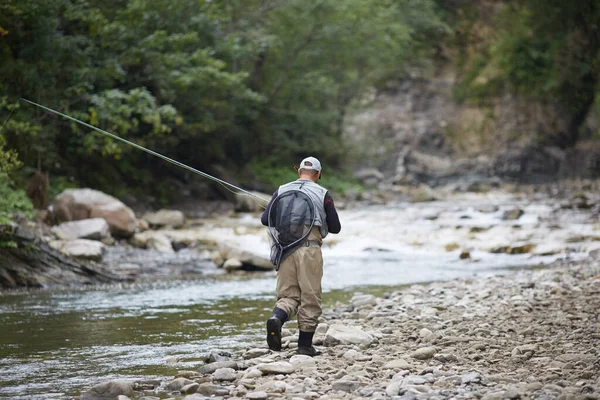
[261,156,341,356]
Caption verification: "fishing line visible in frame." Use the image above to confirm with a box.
[2,98,269,207]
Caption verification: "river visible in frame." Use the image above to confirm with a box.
[0,192,596,399]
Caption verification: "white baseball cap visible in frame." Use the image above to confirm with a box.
[299,156,322,172]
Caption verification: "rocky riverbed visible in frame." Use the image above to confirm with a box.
[80,251,600,400]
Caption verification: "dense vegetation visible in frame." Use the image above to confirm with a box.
[0,0,444,207]
[0,0,599,217]
[449,0,600,147]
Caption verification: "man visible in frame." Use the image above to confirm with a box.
[261,156,341,356]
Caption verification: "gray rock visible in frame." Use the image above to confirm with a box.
[511,344,536,360]
[411,347,436,360]
[49,239,105,261]
[180,383,200,394]
[51,218,111,241]
[146,233,174,252]
[461,371,483,385]
[434,353,458,363]
[223,258,243,271]
[419,328,433,338]
[243,348,270,359]
[503,387,521,399]
[196,383,230,397]
[205,350,234,363]
[243,368,263,378]
[213,367,237,381]
[143,209,185,228]
[184,395,223,400]
[386,380,403,397]
[289,355,316,370]
[555,353,596,364]
[198,360,238,374]
[502,209,524,220]
[478,205,499,213]
[324,324,375,346]
[80,380,134,399]
[351,294,378,307]
[523,382,543,392]
[481,392,503,400]
[384,359,412,370]
[166,378,195,392]
[332,380,361,393]
[246,391,268,400]
[256,361,294,375]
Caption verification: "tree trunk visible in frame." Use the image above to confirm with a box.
[0,225,126,289]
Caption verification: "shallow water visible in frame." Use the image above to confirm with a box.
[0,195,595,399]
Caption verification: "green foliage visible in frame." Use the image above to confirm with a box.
[0,0,444,200]
[451,0,600,146]
[0,135,33,225]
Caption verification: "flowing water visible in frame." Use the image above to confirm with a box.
[0,194,596,399]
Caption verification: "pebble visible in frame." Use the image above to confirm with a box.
[289,355,316,371]
[166,378,194,392]
[324,324,375,346]
[383,359,412,370]
[213,367,237,381]
[256,361,295,375]
[419,328,433,338]
[332,380,361,393]
[180,383,199,394]
[411,347,437,360]
[196,383,230,397]
[246,391,268,400]
[197,360,238,374]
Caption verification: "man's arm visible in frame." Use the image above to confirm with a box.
[324,192,341,234]
[261,190,278,226]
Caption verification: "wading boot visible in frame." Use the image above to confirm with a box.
[266,317,283,351]
[296,330,320,356]
[296,345,322,357]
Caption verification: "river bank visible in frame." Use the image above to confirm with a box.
[2,183,600,398]
[78,250,600,400]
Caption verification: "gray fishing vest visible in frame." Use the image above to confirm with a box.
[278,179,329,238]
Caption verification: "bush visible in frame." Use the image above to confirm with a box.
[0,137,33,225]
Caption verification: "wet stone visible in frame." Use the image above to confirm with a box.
[180,383,200,394]
[196,383,230,397]
[198,360,238,374]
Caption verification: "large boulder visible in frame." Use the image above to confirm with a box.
[51,218,111,241]
[54,189,136,237]
[49,239,105,261]
[143,209,185,228]
[80,380,133,400]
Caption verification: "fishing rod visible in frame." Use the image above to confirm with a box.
[4,98,269,205]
